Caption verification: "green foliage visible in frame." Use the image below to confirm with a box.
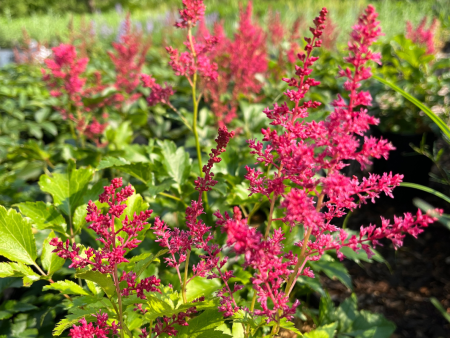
[0,205,36,265]
[38,160,94,218]
[41,231,65,276]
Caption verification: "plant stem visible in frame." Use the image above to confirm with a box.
[34,263,73,301]
[111,215,125,338]
[245,292,258,337]
[285,193,324,296]
[182,250,190,304]
[158,192,188,207]
[149,320,153,337]
[264,165,284,238]
[187,23,208,208]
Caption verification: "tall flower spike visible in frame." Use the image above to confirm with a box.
[175,0,206,28]
[406,16,438,55]
[228,6,440,330]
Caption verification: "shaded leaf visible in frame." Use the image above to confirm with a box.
[43,280,89,295]
[16,201,67,234]
[75,270,116,298]
[38,161,94,217]
[0,206,37,265]
[41,231,65,276]
[186,277,221,302]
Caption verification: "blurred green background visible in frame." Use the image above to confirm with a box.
[0,0,448,48]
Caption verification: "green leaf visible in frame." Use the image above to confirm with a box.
[348,310,395,338]
[73,204,88,234]
[41,231,65,276]
[319,293,336,326]
[43,280,89,295]
[16,201,67,234]
[147,179,176,197]
[373,75,450,139]
[413,198,450,230]
[174,310,230,338]
[310,259,352,290]
[400,182,450,204]
[278,318,303,335]
[431,297,450,323]
[97,158,153,184]
[186,277,221,302]
[144,295,217,322]
[0,206,37,265]
[53,315,88,336]
[75,270,116,298]
[85,280,103,296]
[232,323,245,338]
[38,161,94,217]
[97,156,130,170]
[124,250,168,279]
[336,294,358,332]
[0,262,40,287]
[159,140,191,187]
[304,322,337,338]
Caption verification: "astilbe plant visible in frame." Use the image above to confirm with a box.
[216,5,441,335]
[50,178,205,338]
[42,43,108,147]
[44,4,443,338]
[203,2,268,127]
[108,14,151,107]
[406,16,438,55]
[142,0,219,201]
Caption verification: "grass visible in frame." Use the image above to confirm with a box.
[0,0,446,48]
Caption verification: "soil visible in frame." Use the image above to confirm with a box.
[323,201,450,338]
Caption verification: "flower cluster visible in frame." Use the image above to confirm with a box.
[406,16,438,55]
[68,311,118,338]
[152,127,240,316]
[220,5,441,328]
[204,2,267,126]
[140,73,175,107]
[42,44,107,146]
[51,178,152,272]
[108,15,151,106]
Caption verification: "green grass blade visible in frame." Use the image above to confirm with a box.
[430,297,450,323]
[399,182,450,204]
[373,75,450,139]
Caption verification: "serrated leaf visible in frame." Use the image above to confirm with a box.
[0,262,40,287]
[41,231,65,276]
[16,201,67,234]
[124,250,168,278]
[116,162,153,183]
[73,204,88,234]
[304,322,337,338]
[159,140,191,187]
[75,270,116,298]
[310,259,352,290]
[175,310,230,338]
[144,296,217,322]
[348,310,396,338]
[86,280,103,296]
[147,179,176,197]
[186,277,221,302]
[43,280,89,295]
[336,294,358,332]
[38,161,94,217]
[0,206,37,265]
[97,156,130,170]
[278,318,303,335]
[53,315,87,336]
